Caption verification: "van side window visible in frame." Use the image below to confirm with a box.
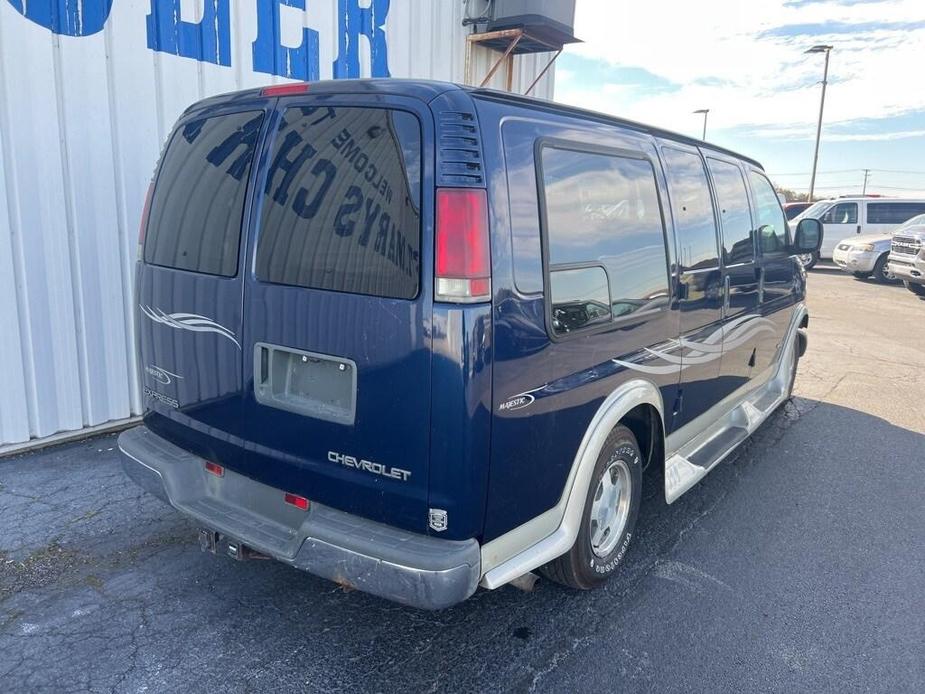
[867,202,925,224]
[255,107,422,300]
[748,171,789,254]
[821,202,858,224]
[707,158,754,265]
[144,111,265,277]
[661,148,719,271]
[539,146,669,335]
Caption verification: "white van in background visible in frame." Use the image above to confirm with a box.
[790,197,925,268]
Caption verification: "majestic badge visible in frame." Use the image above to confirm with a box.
[498,385,545,412]
[144,364,183,386]
[140,305,241,348]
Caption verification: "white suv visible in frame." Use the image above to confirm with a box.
[832,213,925,284]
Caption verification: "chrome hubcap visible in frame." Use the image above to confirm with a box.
[589,460,632,558]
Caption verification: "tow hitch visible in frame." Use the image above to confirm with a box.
[198,528,269,561]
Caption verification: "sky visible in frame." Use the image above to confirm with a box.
[554,0,925,198]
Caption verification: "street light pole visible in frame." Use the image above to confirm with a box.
[806,45,833,202]
[693,109,710,140]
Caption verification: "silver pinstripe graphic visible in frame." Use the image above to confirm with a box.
[140,305,241,349]
[612,314,775,375]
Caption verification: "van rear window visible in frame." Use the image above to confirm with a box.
[255,107,421,300]
[144,111,264,277]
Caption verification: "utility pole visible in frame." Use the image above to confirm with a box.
[693,109,709,140]
[862,169,870,195]
[806,45,833,201]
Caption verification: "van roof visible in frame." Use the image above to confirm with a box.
[187,79,763,170]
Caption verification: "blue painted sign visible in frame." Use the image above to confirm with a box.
[5,0,390,78]
[5,0,114,36]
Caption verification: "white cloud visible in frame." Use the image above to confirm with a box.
[556,0,925,137]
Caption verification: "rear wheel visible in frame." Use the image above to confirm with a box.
[872,254,897,284]
[540,425,642,590]
[905,281,925,297]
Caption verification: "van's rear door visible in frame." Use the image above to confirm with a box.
[138,102,269,468]
[238,96,434,534]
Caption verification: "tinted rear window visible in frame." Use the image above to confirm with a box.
[255,107,421,300]
[144,111,264,277]
[867,202,925,225]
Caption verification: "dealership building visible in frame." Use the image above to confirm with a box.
[0,1,568,450]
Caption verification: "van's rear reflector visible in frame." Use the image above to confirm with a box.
[435,188,491,303]
[261,83,309,97]
[205,461,224,477]
[284,493,310,510]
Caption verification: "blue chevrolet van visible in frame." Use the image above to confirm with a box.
[119,79,823,609]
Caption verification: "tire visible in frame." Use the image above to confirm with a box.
[905,281,925,297]
[539,425,642,590]
[799,252,819,270]
[852,271,870,279]
[872,254,897,284]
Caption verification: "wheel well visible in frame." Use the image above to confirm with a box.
[621,404,663,473]
[799,313,809,329]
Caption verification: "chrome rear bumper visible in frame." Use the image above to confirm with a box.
[119,426,480,610]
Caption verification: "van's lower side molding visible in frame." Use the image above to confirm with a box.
[118,426,480,610]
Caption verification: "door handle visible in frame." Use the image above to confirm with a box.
[857,225,861,234]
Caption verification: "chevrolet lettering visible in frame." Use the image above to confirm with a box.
[328,451,412,481]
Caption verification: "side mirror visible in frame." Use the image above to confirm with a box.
[792,218,823,254]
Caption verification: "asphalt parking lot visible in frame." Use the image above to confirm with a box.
[2,269,923,693]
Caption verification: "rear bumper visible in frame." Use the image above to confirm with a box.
[118,426,480,610]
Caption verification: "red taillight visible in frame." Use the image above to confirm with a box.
[138,181,153,249]
[435,188,491,302]
[261,83,310,97]
[284,493,309,511]
[205,461,224,477]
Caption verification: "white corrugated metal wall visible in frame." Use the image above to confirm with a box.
[0,0,555,448]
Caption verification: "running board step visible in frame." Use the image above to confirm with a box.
[665,393,783,504]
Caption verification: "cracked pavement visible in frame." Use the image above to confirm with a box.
[2,271,924,693]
